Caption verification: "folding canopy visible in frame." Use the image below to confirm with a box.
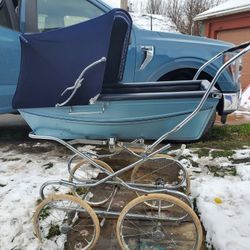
[12,9,132,109]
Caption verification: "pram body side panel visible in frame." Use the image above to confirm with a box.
[19,96,218,141]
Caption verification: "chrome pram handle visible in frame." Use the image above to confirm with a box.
[56,57,107,107]
[193,41,250,80]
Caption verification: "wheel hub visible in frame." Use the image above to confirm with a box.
[152,227,165,242]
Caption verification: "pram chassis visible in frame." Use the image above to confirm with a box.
[31,42,250,249]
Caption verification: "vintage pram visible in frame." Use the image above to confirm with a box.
[12,9,250,250]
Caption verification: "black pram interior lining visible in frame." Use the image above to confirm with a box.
[99,80,212,102]
[101,80,203,94]
[103,15,130,85]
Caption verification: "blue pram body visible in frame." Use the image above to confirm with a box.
[13,9,220,141]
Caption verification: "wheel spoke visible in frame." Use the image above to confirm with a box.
[131,158,190,200]
[123,219,151,236]
[123,232,152,238]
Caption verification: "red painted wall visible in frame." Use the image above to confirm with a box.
[203,11,250,89]
[204,11,250,39]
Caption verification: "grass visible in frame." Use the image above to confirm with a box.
[75,187,88,196]
[39,207,51,220]
[207,165,237,177]
[190,124,250,150]
[189,159,200,168]
[183,124,250,179]
[196,148,210,158]
[195,148,235,159]
[211,150,234,159]
[46,224,61,239]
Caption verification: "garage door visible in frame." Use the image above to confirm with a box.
[217,28,250,90]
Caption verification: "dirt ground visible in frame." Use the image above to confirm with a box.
[215,112,250,125]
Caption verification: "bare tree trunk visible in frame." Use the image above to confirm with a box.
[146,0,164,15]
[165,0,223,35]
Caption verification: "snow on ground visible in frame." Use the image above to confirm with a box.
[0,142,97,249]
[235,84,250,116]
[240,84,250,110]
[95,1,178,32]
[180,147,250,249]
[192,177,250,250]
[0,141,250,249]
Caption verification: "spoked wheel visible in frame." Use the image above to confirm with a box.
[116,194,202,250]
[33,194,100,250]
[131,157,190,200]
[69,159,116,206]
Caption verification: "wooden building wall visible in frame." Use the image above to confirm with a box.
[203,12,250,89]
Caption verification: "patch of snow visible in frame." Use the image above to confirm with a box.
[236,164,250,181]
[0,144,96,249]
[207,0,250,13]
[101,0,120,8]
[195,0,250,20]
[233,148,250,160]
[235,110,250,116]
[240,84,250,111]
[86,0,179,33]
[189,148,250,249]
[192,176,250,250]
[131,12,178,33]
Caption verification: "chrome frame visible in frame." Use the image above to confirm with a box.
[30,132,190,204]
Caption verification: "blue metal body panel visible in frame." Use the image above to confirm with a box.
[0,27,20,114]
[19,96,218,141]
[132,29,236,92]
